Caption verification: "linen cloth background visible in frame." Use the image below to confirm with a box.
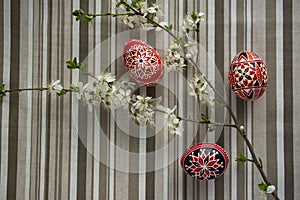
[0,0,299,199]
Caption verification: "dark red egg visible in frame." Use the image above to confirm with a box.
[181,143,229,180]
[229,50,268,101]
[123,40,163,86]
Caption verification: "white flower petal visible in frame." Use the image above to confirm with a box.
[266,185,276,194]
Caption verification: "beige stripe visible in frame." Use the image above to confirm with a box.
[230,0,238,199]
[48,0,59,199]
[293,0,300,198]
[70,0,80,199]
[138,29,147,198]
[276,0,285,198]
[223,0,231,199]
[16,0,30,198]
[246,0,253,199]
[60,1,72,199]
[39,0,49,198]
[24,0,34,199]
[109,1,116,200]
[207,0,216,199]
[177,0,185,199]
[154,1,167,199]
[85,1,96,198]
[252,1,267,199]
[0,0,10,199]
[199,1,208,199]
[163,1,170,198]
[93,1,102,199]
[30,1,42,198]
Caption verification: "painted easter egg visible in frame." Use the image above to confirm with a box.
[123,40,163,86]
[229,50,268,101]
[181,143,229,180]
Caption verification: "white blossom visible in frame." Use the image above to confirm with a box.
[71,81,84,99]
[147,7,157,14]
[49,80,63,94]
[130,95,157,126]
[182,12,205,33]
[97,72,116,83]
[266,185,276,194]
[113,88,132,108]
[157,105,184,135]
[188,74,208,101]
[115,0,166,31]
[164,42,186,72]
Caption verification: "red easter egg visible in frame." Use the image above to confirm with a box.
[123,40,163,86]
[181,143,229,180]
[229,50,268,101]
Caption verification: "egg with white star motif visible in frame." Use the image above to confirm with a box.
[181,143,229,180]
[228,50,268,101]
[123,40,163,86]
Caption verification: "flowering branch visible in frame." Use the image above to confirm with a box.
[0,1,280,199]
[98,1,278,198]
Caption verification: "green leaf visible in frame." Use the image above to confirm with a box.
[164,24,173,31]
[175,37,185,46]
[73,57,77,63]
[235,153,248,163]
[191,11,198,21]
[208,124,216,132]
[0,84,5,94]
[201,113,209,122]
[213,99,223,106]
[0,95,3,102]
[72,9,81,16]
[258,182,268,192]
[66,57,81,69]
[57,89,67,96]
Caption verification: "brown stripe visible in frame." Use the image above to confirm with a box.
[61,0,72,198]
[266,0,278,193]
[77,0,89,199]
[145,31,156,200]
[0,0,3,172]
[58,0,65,198]
[283,0,294,199]
[215,1,225,198]
[44,0,54,199]
[0,0,3,84]
[99,107,109,199]
[7,0,20,198]
[236,1,246,199]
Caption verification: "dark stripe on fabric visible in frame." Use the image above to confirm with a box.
[283,0,294,199]
[58,0,65,198]
[44,0,53,199]
[7,0,20,198]
[99,107,109,199]
[265,1,278,198]
[146,31,156,200]
[128,136,139,200]
[236,0,246,200]
[0,0,3,84]
[215,1,225,199]
[77,0,89,199]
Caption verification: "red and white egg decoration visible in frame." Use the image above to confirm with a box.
[229,50,268,101]
[123,40,163,86]
[181,143,229,180]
